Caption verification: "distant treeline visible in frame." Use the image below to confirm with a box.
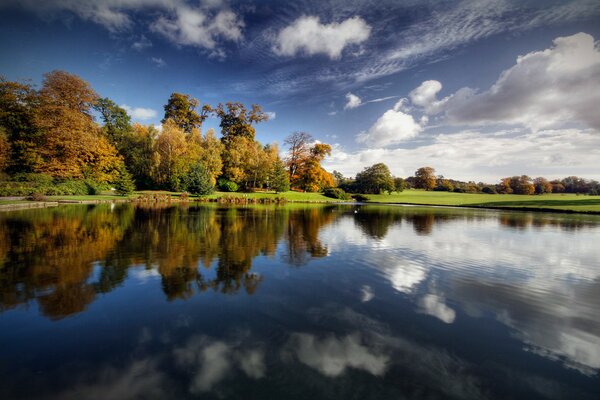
[335,165,599,196]
[0,70,333,196]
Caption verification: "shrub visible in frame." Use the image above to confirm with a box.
[27,192,48,202]
[218,178,239,192]
[185,163,213,195]
[180,192,189,201]
[352,194,369,202]
[324,188,351,200]
[114,166,136,196]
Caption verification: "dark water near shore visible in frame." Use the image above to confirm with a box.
[0,203,599,399]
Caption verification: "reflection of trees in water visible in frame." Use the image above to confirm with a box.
[0,204,338,319]
[499,214,599,231]
[282,207,335,266]
[0,205,134,319]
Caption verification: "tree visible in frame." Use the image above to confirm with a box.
[354,163,395,194]
[414,167,436,190]
[153,119,189,190]
[114,165,135,195]
[94,97,132,146]
[34,70,122,182]
[296,143,334,192]
[284,131,312,182]
[533,177,552,194]
[498,176,535,195]
[394,177,406,192]
[0,77,40,172]
[270,159,290,193]
[185,162,214,195]
[162,93,210,133]
[213,102,268,145]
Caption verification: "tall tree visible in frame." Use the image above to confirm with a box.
[296,143,334,192]
[94,97,132,146]
[0,77,41,172]
[214,102,268,145]
[270,159,290,193]
[414,167,436,190]
[153,119,189,190]
[533,177,553,194]
[162,93,210,133]
[284,131,312,182]
[34,70,121,182]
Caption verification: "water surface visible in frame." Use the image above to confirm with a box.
[0,203,599,399]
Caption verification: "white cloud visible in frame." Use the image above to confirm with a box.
[326,128,600,182]
[418,294,456,324]
[265,111,276,120]
[151,6,243,51]
[344,92,362,109]
[273,16,371,59]
[413,33,600,132]
[6,1,244,55]
[356,99,425,146]
[132,35,152,51]
[150,57,166,67]
[121,104,158,121]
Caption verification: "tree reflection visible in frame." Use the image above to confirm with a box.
[0,203,338,318]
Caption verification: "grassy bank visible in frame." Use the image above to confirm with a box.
[2,190,599,213]
[363,190,600,213]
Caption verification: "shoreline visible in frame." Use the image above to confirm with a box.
[1,196,599,215]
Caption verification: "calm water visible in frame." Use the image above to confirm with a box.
[0,203,599,400]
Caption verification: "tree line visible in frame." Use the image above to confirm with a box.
[335,165,600,196]
[0,70,334,196]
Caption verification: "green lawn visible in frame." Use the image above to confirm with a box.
[363,190,600,213]
[204,190,345,202]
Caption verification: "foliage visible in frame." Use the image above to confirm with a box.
[324,187,351,200]
[414,167,436,190]
[354,163,395,194]
[162,93,210,133]
[497,176,535,195]
[394,177,406,192]
[218,178,239,192]
[114,165,135,196]
[27,192,48,201]
[185,162,214,195]
[270,159,290,193]
[214,102,268,145]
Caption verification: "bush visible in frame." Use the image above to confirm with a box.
[324,188,351,200]
[218,179,239,192]
[27,192,48,202]
[352,194,369,202]
[114,166,136,196]
[185,163,213,195]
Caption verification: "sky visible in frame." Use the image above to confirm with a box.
[0,0,599,182]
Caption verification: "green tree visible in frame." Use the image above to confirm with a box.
[414,167,436,190]
[114,165,135,195]
[214,102,268,145]
[394,177,406,192]
[354,163,395,194]
[162,93,210,133]
[270,159,290,193]
[185,162,214,195]
[94,97,132,146]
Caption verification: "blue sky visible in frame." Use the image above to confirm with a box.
[1,0,599,182]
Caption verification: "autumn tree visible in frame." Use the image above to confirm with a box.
[187,127,223,185]
[414,167,436,190]
[126,123,158,188]
[296,143,334,192]
[284,131,312,182]
[533,177,553,194]
[153,119,189,190]
[354,163,395,194]
[162,93,210,133]
[498,176,535,195]
[34,70,121,182]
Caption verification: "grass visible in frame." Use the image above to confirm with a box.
[363,190,600,213]
[3,189,599,213]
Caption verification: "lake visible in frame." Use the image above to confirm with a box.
[0,203,598,399]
